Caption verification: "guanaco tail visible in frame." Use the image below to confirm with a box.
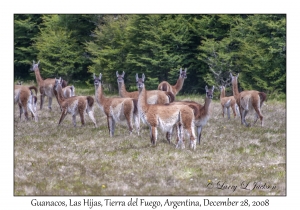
[62,85,76,98]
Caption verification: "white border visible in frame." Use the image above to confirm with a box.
[2,0,295,209]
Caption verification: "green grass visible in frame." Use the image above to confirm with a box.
[14,85,286,196]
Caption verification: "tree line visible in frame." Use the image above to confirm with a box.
[14,14,286,98]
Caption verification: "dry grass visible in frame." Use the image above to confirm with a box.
[14,89,286,196]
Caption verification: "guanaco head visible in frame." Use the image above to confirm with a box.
[205,85,215,99]
[54,77,62,90]
[116,71,125,84]
[31,60,40,71]
[93,73,102,87]
[136,73,145,92]
[230,72,239,84]
[179,68,187,79]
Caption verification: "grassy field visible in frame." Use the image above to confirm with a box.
[14,85,286,196]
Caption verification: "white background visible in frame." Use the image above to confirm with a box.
[1,0,296,209]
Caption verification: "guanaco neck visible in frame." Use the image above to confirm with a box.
[198,96,212,119]
[220,87,225,99]
[95,82,106,106]
[173,77,185,94]
[138,85,149,113]
[34,67,44,86]
[231,77,240,99]
[118,81,128,97]
[55,83,65,105]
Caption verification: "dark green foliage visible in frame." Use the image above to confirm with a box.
[85,15,130,91]
[125,14,204,92]
[34,15,89,81]
[232,15,286,93]
[14,14,43,79]
[14,14,286,97]
[198,14,286,95]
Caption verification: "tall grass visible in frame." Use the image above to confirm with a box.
[14,86,286,195]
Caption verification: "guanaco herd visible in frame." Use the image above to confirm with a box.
[14,61,267,150]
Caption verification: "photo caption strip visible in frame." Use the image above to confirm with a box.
[29,197,272,209]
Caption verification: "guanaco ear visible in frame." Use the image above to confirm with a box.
[37,60,40,65]
[180,68,182,74]
[99,73,102,80]
[236,73,239,78]
[212,85,215,92]
[142,73,145,81]
[122,71,125,77]
[184,68,187,72]
[230,72,233,78]
[136,73,139,82]
[93,73,96,79]
[116,71,119,77]
[205,85,208,92]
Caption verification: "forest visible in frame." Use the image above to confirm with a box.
[14,14,286,99]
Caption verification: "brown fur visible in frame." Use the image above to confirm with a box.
[137,73,196,149]
[14,85,38,122]
[54,78,97,127]
[62,85,76,98]
[61,79,68,87]
[132,98,138,115]
[230,73,266,127]
[169,86,214,145]
[86,96,94,107]
[94,73,140,136]
[116,71,175,104]
[219,85,239,119]
[31,61,67,110]
[157,68,187,96]
[160,83,168,92]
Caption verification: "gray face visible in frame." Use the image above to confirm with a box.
[116,73,124,84]
[32,60,40,71]
[230,73,239,83]
[180,70,187,79]
[94,76,101,87]
[205,86,215,99]
[93,73,102,87]
[32,64,38,71]
[54,78,61,90]
[136,74,145,91]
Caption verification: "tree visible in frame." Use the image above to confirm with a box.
[232,14,286,93]
[125,14,205,92]
[14,14,42,79]
[85,15,130,91]
[34,15,86,81]
[198,14,286,95]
